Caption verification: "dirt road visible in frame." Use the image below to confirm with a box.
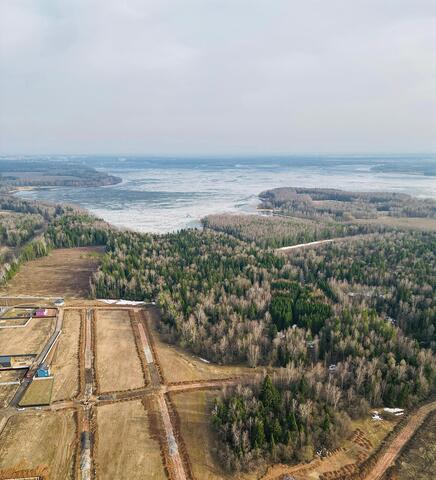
[364,400,436,480]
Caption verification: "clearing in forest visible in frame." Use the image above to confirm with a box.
[95,400,166,480]
[95,309,144,392]
[0,246,103,298]
[0,410,77,479]
[50,309,81,401]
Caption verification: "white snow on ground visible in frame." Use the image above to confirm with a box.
[199,357,211,364]
[383,407,404,414]
[98,299,146,305]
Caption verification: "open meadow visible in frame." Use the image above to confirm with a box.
[0,410,77,479]
[95,309,145,393]
[0,246,103,298]
[50,309,82,401]
[0,316,55,354]
[95,400,166,480]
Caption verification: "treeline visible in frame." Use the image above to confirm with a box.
[0,212,45,247]
[260,187,436,219]
[0,160,121,188]
[284,231,436,349]
[45,213,110,248]
[202,213,388,248]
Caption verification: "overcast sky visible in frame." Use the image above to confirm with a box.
[1,0,435,155]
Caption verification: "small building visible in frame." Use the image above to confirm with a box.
[36,364,51,378]
[54,298,65,307]
[35,308,48,317]
[0,356,12,368]
[328,364,337,372]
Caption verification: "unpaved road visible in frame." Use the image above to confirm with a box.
[363,400,436,480]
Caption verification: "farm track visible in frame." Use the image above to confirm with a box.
[363,400,436,480]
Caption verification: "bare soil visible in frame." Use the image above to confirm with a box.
[95,400,166,480]
[0,410,77,479]
[50,309,81,401]
[95,309,145,393]
[0,247,104,298]
[0,316,55,354]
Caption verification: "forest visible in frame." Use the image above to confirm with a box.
[259,187,436,219]
[202,213,389,248]
[0,159,121,188]
[1,187,435,471]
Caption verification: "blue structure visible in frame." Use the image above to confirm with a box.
[0,356,12,368]
[36,364,50,377]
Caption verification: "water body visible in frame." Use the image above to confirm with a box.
[16,155,436,233]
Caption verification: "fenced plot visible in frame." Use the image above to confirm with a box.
[50,309,81,401]
[95,310,145,392]
[0,410,77,479]
[0,317,55,355]
[96,400,166,480]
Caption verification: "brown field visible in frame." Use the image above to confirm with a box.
[50,309,81,401]
[147,308,253,383]
[96,400,166,480]
[0,371,24,406]
[95,309,145,393]
[172,390,258,480]
[0,385,18,408]
[0,316,55,354]
[0,410,76,479]
[19,377,54,406]
[0,246,104,298]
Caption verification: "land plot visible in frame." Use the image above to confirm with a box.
[147,308,252,383]
[0,370,24,407]
[96,400,166,480]
[19,377,54,406]
[0,316,55,355]
[95,309,144,392]
[50,309,81,401]
[172,390,257,480]
[0,246,104,298]
[0,410,76,479]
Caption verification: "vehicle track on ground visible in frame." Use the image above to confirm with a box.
[363,400,436,480]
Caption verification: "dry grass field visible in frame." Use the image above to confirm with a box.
[95,309,145,393]
[0,410,77,479]
[50,309,81,401]
[0,370,24,408]
[0,384,18,408]
[0,246,104,298]
[19,377,54,406]
[96,400,166,480]
[0,316,55,354]
[147,309,252,383]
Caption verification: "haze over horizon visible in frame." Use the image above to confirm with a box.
[1,0,436,155]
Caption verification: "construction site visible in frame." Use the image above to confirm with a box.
[0,249,435,480]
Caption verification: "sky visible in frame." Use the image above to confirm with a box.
[0,0,436,155]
